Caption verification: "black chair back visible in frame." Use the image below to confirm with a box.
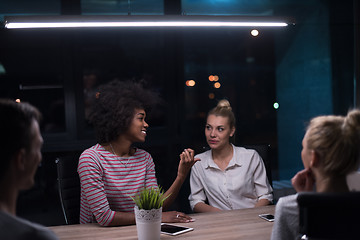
[55,154,81,225]
[243,144,272,187]
[297,192,360,240]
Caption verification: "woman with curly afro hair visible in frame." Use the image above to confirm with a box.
[78,80,199,226]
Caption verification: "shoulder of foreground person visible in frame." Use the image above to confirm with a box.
[0,211,59,240]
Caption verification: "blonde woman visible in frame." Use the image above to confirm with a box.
[188,99,273,212]
[271,109,360,240]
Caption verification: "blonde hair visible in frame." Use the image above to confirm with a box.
[306,109,360,176]
[208,99,236,130]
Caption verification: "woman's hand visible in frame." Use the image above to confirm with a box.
[291,168,315,192]
[162,149,200,211]
[162,211,194,223]
[178,148,200,179]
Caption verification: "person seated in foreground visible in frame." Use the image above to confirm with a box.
[271,109,360,240]
[78,80,200,226]
[0,99,58,240]
[188,99,273,212]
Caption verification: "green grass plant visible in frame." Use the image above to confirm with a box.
[132,187,169,210]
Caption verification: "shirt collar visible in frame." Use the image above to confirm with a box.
[205,144,242,169]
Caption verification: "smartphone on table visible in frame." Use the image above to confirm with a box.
[258,213,275,222]
[161,223,194,236]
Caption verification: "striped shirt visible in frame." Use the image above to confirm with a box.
[78,144,158,226]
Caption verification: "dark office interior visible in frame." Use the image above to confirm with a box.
[0,0,359,226]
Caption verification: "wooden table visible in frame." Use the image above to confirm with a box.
[49,205,275,240]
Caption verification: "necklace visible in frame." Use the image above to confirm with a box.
[110,143,131,167]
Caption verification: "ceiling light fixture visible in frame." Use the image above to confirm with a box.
[4,15,294,29]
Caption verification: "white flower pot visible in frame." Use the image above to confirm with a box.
[134,206,162,240]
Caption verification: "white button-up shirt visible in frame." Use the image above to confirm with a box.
[189,145,273,210]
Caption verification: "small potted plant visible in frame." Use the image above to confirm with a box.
[132,187,168,240]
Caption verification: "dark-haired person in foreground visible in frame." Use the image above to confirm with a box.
[78,80,200,226]
[0,99,58,240]
[271,109,360,240]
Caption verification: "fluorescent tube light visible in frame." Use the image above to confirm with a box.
[6,21,288,28]
[4,15,294,29]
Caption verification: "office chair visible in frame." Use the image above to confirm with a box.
[242,144,272,187]
[297,192,360,240]
[55,154,81,225]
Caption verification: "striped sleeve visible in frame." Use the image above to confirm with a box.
[144,152,158,189]
[78,150,115,226]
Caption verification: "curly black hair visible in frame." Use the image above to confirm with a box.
[88,79,161,144]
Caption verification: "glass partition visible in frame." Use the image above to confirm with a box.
[0,0,356,180]
[81,0,164,15]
